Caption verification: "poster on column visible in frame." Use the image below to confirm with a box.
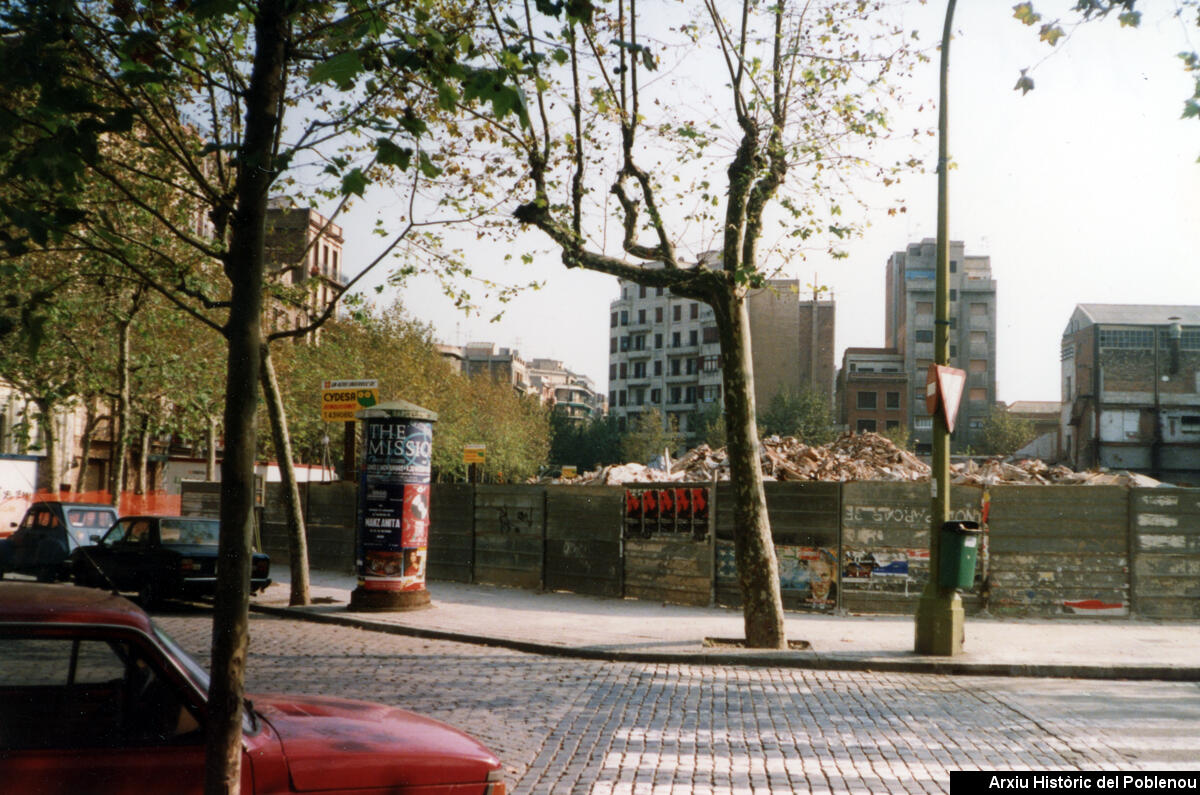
[359,418,433,592]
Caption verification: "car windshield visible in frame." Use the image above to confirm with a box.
[152,622,259,736]
[159,519,220,546]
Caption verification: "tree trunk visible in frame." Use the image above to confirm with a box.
[136,419,150,495]
[74,403,99,494]
[34,398,59,494]
[206,415,218,480]
[260,344,311,606]
[204,2,288,792]
[109,317,132,508]
[711,288,786,649]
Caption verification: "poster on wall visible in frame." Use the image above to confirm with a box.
[718,544,838,610]
[359,418,433,592]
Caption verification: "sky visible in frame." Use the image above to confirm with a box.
[336,1,1200,405]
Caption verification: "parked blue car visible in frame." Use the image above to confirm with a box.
[0,502,118,582]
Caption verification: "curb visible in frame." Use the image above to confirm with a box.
[249,603,1200,682]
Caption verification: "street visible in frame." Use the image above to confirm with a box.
[157,610,1200,794]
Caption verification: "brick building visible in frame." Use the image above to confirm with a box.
[1060,304,1200,483]
[837,348,908,434]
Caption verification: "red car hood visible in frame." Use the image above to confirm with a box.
[253,693,500,792]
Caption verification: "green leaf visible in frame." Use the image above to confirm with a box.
[1013,3,1041,26]
[417,151,442,179]
[375,138,413,170]
[309,51,363,90]
[1014,70,1035,95]
[1038,24,1064,46]
[341,168,369,197]
[1183,99,1200,120]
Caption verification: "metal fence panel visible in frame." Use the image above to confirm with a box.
[545,486,623,598]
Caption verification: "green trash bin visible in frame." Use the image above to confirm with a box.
[938,520,982,590]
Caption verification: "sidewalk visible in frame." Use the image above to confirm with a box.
[252,570,1200,681]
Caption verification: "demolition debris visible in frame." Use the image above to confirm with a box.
[541,432,1161,487]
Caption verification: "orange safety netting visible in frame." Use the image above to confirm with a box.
[14,490,182,516]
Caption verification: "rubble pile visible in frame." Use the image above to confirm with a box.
[951,458,1161,487]
[538,430,1162,487]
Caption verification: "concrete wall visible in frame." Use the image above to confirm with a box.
[201,479,1200,620]
[1131,488,1200,619]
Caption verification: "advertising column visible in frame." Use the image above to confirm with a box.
[349,400,437,611]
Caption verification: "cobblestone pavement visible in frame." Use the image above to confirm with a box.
[156,611,1200,794]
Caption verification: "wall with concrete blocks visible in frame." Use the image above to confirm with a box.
[183,480,1200,619]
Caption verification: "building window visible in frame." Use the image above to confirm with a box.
[655,307,663,323]
[620,336,630,352]
[702,384,721,402]
[703,326,719,344]
[673,304,682,322]
[634,389,645,406]
[610,338,617,354]
[610,312,618,328]
[639,285,647,299]
[672,331,681,347]
[618,363,627,379]
[609,364,617,380]
[857,391,877,410]
[950,260,957,273]
[885,392,900,409]
[914,417,933,430]
[685,358,697,375]
[1098,328,1154,349]
[856,419,877,433]
[690,303,699,319]
[688,329,698,346]
[685,386,696,403]
[886,420,900,431]
[651,388,662,403]
[1065,375,1073,399]
[620,310,628,326]
[1181,416,1200,434]
[655,333,663,349]
[970,302,988,317]
[969,359,987,374]
[949,289,957,301]
[656,287,664,297]
[670,358,681,376]
[633,361,646,378]
[669,387,681,404]
[619,390,626,406]
[637,309,646,324]
[968,418,984,429]
[915,330,933,343]
[654,360,663,376]
[702,355,720,372]
[634,335,646,351]
[609,391,616,406]
[968,387,987,403]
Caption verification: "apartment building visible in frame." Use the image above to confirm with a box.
[263,201,345,336]
[837,348,908,434]
[884,239,997,453]
[1060,304,1200,483]
[606,268,835,438]
[528,358,606,422]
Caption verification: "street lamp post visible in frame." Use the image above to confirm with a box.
[914,0,964,656]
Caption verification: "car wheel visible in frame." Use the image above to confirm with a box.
[138,581,160,610]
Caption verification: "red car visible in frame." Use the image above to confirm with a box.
[0,583,506,794]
